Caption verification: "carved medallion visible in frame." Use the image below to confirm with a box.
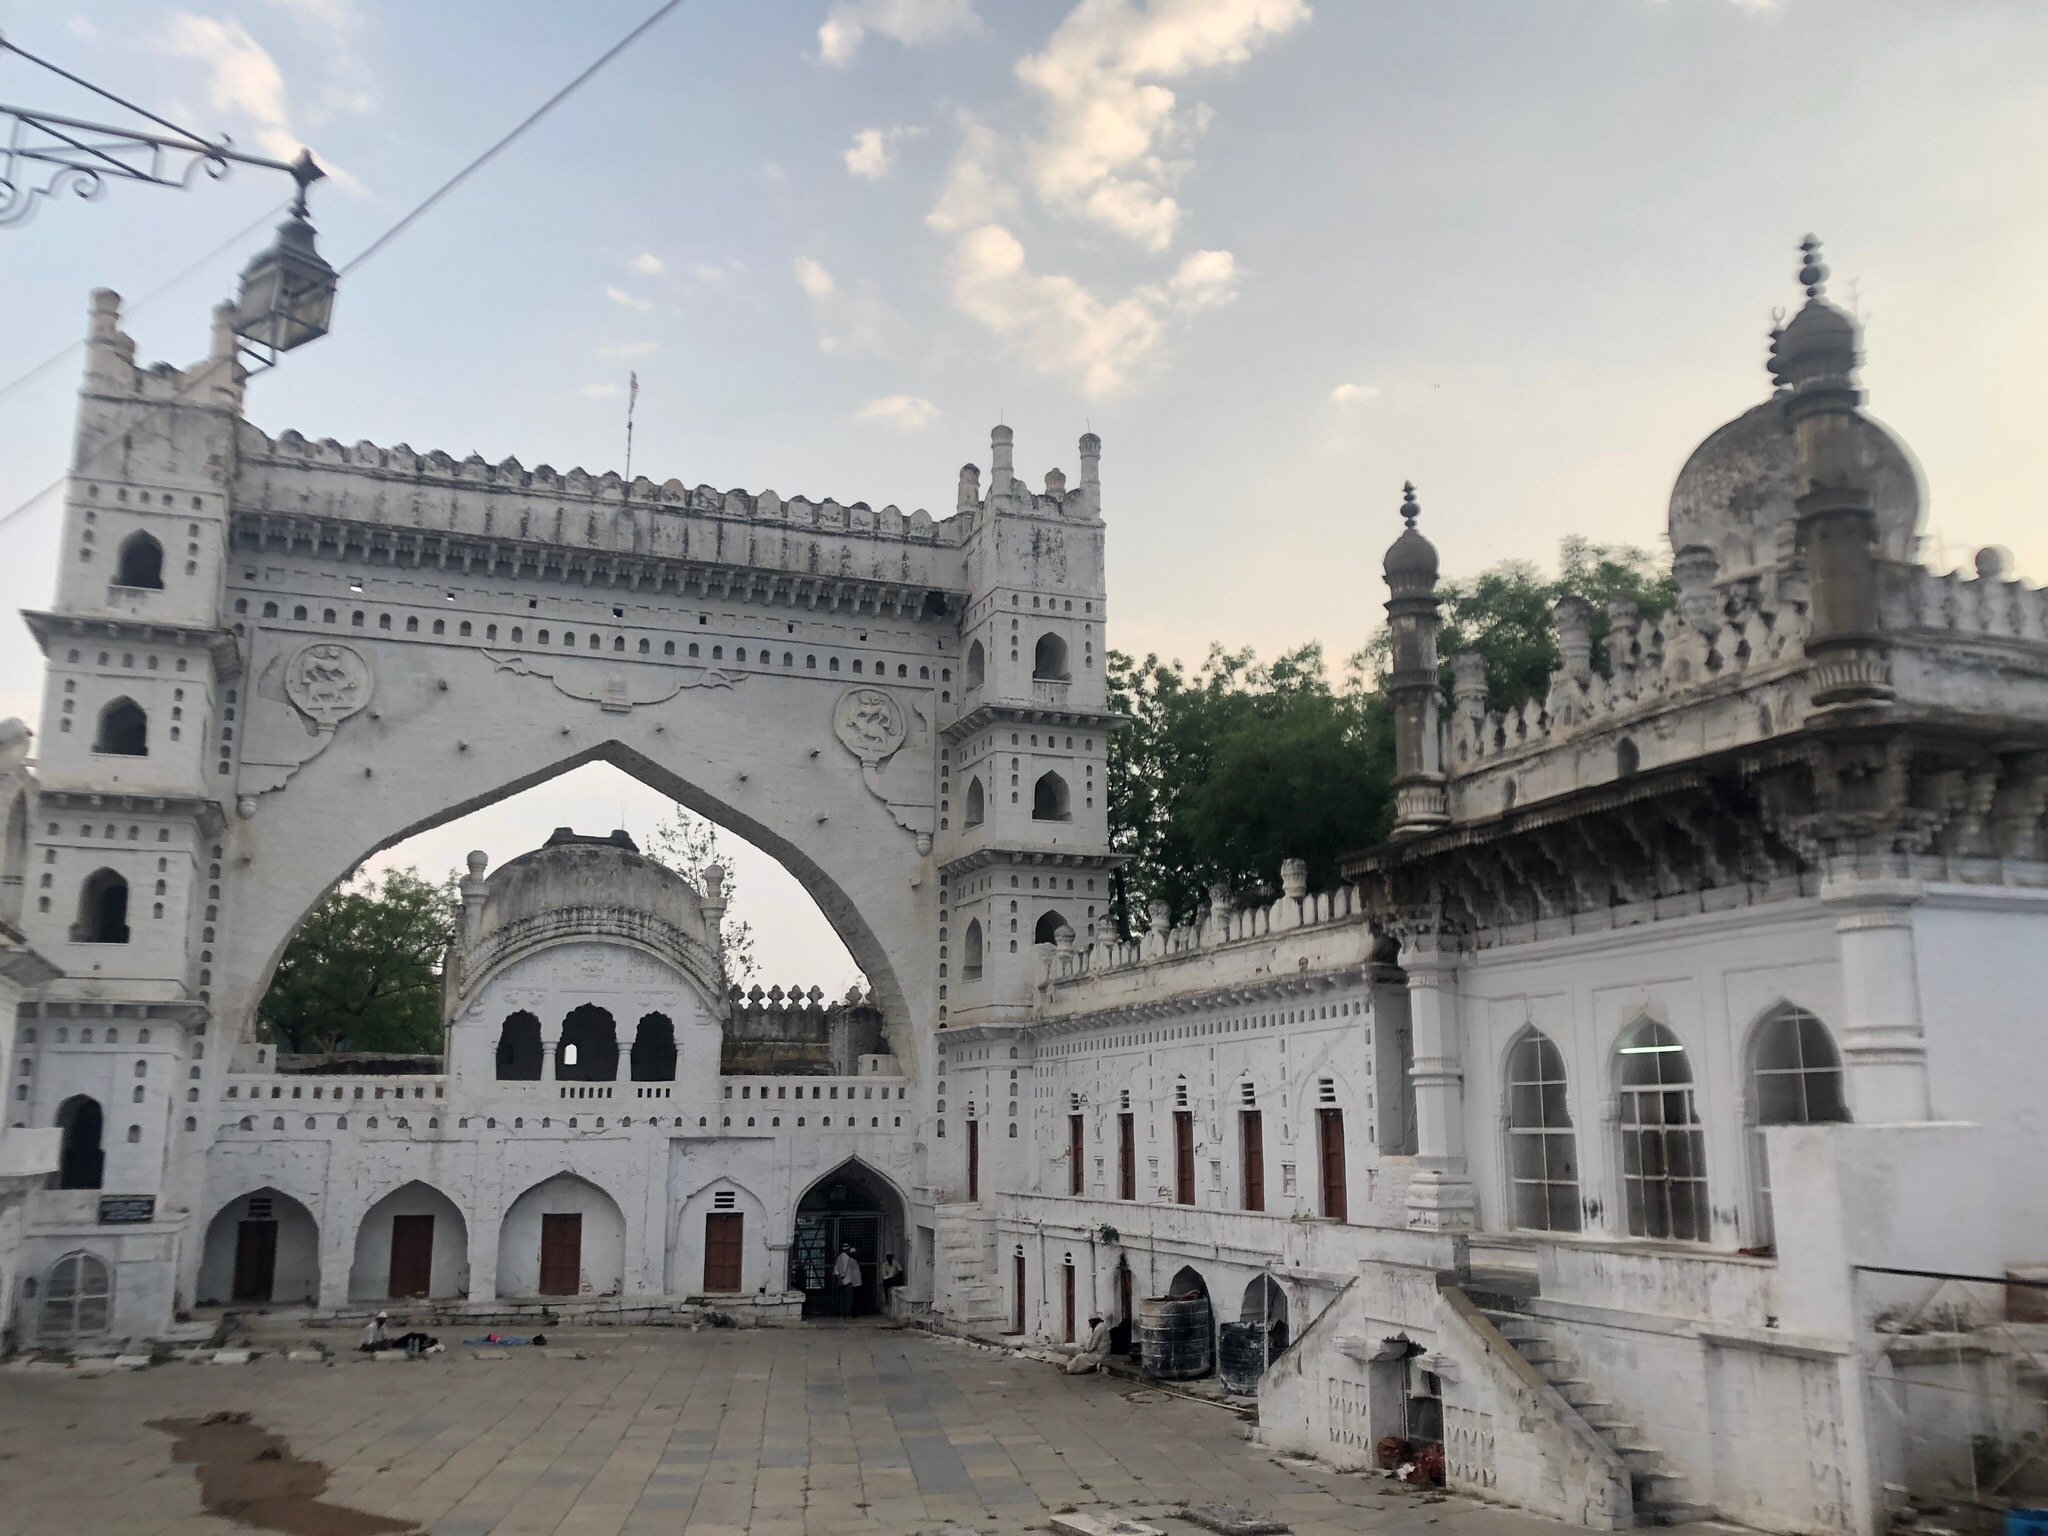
[833,686,906,766]
[283,642,372,731]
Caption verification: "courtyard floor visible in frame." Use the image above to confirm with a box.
[0,1322,1582,1536]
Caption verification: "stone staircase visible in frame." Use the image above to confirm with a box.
[931,1205,1008,1338]
[1467,1276,1714,1528]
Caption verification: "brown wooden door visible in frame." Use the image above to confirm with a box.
[1174,1111,1195,1205]
[1241,1111,1266,1212]
[1117,1114,1135,1200]
[539,1212,582,1296]
[1062,1262,1076,1343]
[232,1219,277,1303]
[388,1213,434,1299]
[1068,1115,1085,1195]
[1012,1251,1026,1334]
[967,1119,980,1201]
[702,1213,744,1294]
[1318,1107,1348,1222]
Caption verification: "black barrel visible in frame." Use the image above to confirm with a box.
[1137,1295,1214,1379]
[1217,1321,1267,1394]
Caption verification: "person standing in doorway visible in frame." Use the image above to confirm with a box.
[880,1252,904,1314]
[832,1244,863,1317]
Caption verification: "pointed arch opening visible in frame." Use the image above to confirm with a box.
[39,1251,113,1341]
[1033,910,1070,945]
[792,1158,907,1318]
[1032,772,1071,822]
[198,1187,320,1306]
[115,531,164,590]
[93,697,148,756]
[964,776,985,828]
[495,1010,542,1080]
[350,1181,468,1301]
[630,1011,677,1081]
[962,918,984,980]
[1746,1003,1847,1248]
[499,1172,626,1298]
[556,1003,618,1082]
[54,1094,104,1189]
[1505,1027,1580,1232]
[1032,632,1070,681]
[966,639,985,689]
[1615,1018,1708,1242]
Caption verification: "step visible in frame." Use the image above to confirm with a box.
[1635,1499,1715,1527]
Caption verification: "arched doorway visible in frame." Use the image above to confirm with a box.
[54,1095,104,1190]
[349,1181,469,1301]
[198,1189,320,1306]
[1242,1274,1289,1354]
[39,1251,113,1341]
[792,1159,904,1318]
[498,1173,626,1298]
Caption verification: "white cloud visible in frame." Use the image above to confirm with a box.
[764,161,786,182]
[792,257,894,355]
[1329,381,1378,405]
[818,0,977,67]
[66,16,96,38]
[855,395,942,431]
[629,252,665,276]
[1168,248,1238,309]
[691,261,731,283]
[580,383,624,399]
[604,286,656,313]
[262,0,358,27]
[1015,0,1309,251]
[158,14,299,161]
[600,341,661,361]
[845,124,925,180]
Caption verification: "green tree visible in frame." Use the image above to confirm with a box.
[1107,644,1392,935]
[643,806,757,984]
[258,867,456,1054]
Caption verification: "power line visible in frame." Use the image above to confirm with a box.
[0,0,691,540]
[340,0,689,277]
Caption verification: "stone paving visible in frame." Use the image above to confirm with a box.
[0,1323,1584,1536]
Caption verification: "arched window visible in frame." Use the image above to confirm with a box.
[1034,910,1069,945]
[1033,632,1070,681]
[1505,1029,1579,1232]
[1615,1019,1708,1242]
[93,698,147,756]
[557,1004,618,1082]
[1746,1004,1847,1248]
[1616,737,1640,777]
[964,777,985,827]
[115,532,164,590]
[495,1010,542,1080]
[1032,772,1071,821]
[73,868,129,944]
[40,1251,113,1339]
[55,1095,104,1189]
[631,1012,677,1081]
[962,920,984,981]
[966,640,985,689]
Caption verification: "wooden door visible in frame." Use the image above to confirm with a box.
[1012,1251,1026,1334]
[1318,1107,1348,1222]
[388,1213,434,1299]
[967,1119,980,1201]
[1068,1115,1085,1195]
[539,1212,583,1296]
[1173,1111,1195,1205]
[702,1213,744,1294]
[1062,1262,1076,1343]
[232,1219,277,1303]
[1117,1114,1135,1200]
[1241,1111,1266,1212]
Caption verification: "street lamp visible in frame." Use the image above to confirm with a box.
[231,152,338,368]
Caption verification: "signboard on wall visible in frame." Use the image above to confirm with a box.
[97,1195,155,1225]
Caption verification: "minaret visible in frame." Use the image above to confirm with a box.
[1384,484,1449,835]
[1778,237,1892,707]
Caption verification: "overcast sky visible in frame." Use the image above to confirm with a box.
[2,0,2044,980]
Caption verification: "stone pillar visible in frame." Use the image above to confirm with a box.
[1822,873,1931,1121]
[1384,483,1448,836]
[467,1177,502,1303]
[1403,938,1474,1230]
[540,1021,561,1085]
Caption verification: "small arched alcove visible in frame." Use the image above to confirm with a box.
[964,777,985,828]
[630,1012,677,1081]
[93,698,148,757]
[1033,910,1069,945]
[1032,772,1071,822]
[54,1095,104,1189]
[556,1003,619,1082]
[966,639,985,689]
[72,868,130,944]
[495,1010,542,1080]
[498,1172,626,1298]
[115,531,164,590]
[1033,632,1070,681]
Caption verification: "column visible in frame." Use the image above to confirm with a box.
[1823,873,1931,1122]
[1403,938,1474,1230]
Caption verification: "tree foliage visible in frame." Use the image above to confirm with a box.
[643,806,757,984]
[1106,644,1392,936]
[258,867,456,1054]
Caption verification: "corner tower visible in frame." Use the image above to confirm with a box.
[935,427,1120,1028]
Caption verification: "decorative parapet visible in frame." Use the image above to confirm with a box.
[1449,587,1811,779]
[1041,859,1369,988]
[452,904,726,1013]
[1884,559,2048,647]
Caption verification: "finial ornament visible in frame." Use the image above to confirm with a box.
[1400,481,1420,531]
[1798,234,1828,298]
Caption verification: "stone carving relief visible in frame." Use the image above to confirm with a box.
[831,685,934,840]
[284,643,372,733]
[484,651,744,712]
[238,639,376,797]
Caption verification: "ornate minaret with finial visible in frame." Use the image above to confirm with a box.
[1778,235,1893,706]
[1384,482,1449,835]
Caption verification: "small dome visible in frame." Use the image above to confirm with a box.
[1668,397,1922,577]
[473,832,712,951]
[1383,482,1439,588]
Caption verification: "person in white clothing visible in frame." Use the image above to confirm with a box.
[831,1246,863,1316]
[1065,1314,1115,1374]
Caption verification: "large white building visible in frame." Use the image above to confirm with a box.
[2,241,2042,1536]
